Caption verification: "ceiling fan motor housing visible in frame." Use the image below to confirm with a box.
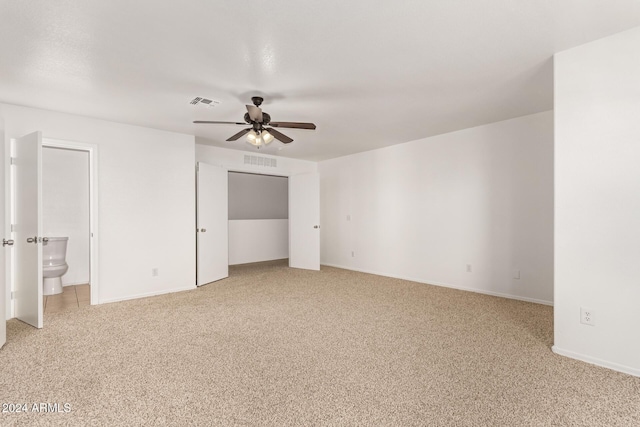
[244,111,271,126]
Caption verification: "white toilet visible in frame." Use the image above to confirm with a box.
[43,237,69,296]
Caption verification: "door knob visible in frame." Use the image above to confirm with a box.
[2,239,14,247]
[201,229,207,232]
[27,237,35,243]
[314,225,320,229]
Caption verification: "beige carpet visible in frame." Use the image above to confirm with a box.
[1,260,638,426]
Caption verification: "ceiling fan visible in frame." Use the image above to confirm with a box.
[193,96,316,147]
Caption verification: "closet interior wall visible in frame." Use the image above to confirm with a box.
[228,172,289,265]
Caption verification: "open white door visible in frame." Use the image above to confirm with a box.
[196,162,228,286]
[0,126,7,347]
[289,172,320,270]
[14,132,43,328]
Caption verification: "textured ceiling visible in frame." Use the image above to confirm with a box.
[1,1,639,161]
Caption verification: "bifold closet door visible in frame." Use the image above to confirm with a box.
[14,131,43,328]
[289,172,320,270]
[196,162,228,286]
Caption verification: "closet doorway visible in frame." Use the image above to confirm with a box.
[228,172,289,265]
[195,163,319,287]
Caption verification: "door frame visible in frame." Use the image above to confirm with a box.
[9,137,99,316]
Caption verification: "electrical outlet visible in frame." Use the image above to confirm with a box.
[351,251,355,257]
[580,307,595,326]
[152,268,159,277]
[513,269,521,279]
[466,264,472,273]
[347,215,351,221]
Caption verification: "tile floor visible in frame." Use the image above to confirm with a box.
[43,284,90,314]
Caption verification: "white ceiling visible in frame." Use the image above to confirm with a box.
[1,1,639,161]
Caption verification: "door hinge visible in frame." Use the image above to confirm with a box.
[10,157,16,165]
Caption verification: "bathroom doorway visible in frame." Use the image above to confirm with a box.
[40,139,98,314]
[42,146,90,314]
[9,135,99,326]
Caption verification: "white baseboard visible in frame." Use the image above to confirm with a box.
[99,285,196,305]
[230,257,289,266]
[552,346,640,378]
[63,281,89,287]
[321,263,553,306]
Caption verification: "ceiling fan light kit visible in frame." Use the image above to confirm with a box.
[262,130,274,144]
[194,96,316,148]
[246,129,275,148]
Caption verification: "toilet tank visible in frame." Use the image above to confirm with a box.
[43,237,68,267]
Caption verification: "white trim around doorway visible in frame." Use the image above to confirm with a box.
[42,138,99,306]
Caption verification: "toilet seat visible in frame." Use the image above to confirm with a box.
[43,263,68,278]
[44,261,66,267]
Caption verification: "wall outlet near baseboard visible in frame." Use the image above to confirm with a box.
[513,269,521,279]
[581,307,595,326]
[351,251,355,257]
[152,268,159,277]
[466,264,472,273]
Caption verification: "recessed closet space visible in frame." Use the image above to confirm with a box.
[228,172,288,265]
[42,147,90,314]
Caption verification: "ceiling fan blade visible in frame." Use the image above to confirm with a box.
[226,128,252,141]
[246,105,263,122]
[193,121,246,125]
[266,128,293,144]
[269,122,316,130]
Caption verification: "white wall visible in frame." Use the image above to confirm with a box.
[1,103,196,304]
[42,147,90,286]
[554,27,640,377]
[229,219,289,265]
[320,111,554,304]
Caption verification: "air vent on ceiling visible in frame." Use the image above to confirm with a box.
[244,155,277,168]
[190,97,220,107]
